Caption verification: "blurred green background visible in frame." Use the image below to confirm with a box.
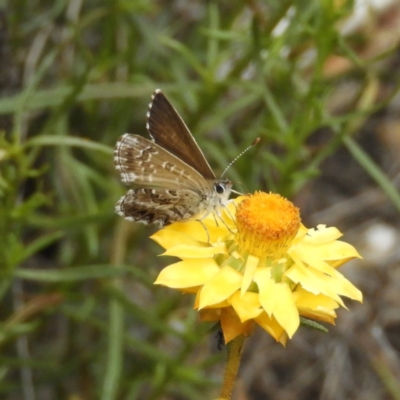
[1,1,400,399]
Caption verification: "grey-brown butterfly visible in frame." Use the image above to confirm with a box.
[114,89,232,226]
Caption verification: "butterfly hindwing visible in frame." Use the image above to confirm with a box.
[115,188,201,226]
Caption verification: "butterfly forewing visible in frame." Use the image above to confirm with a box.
[114,133,210,192]
[147,90,215,180]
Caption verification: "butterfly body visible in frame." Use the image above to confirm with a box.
[114,90,232,226]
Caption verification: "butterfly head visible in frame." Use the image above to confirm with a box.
[213,179,232,206]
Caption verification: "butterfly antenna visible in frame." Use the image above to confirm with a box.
[220,137,260,178]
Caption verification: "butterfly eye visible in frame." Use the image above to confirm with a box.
[215,183,225,194]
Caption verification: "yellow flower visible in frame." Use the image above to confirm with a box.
[152,192,362,346]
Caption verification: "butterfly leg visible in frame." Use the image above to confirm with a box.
[195,218,210,243]
[221,201,236,225]
[214,210,236,235]
[198,209,236,237]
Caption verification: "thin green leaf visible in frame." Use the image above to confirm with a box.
[25,135,113,154]
[13,266,131,282]
[344,136,400,214]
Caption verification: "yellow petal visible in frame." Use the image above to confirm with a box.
[194,290,230,309]
[255,312,287,345]
[328,257,358,268]
[151,228,205,249]
[199,308,221,322]
[162,243,227,258]
[285,261,343,304]
[295,224,308,236]
[229,291,262,322]
[291,240,361,264]
[253,267,275,314]
[293,287,338,324]
[180,286,200,294]
[285,260,362,305]
[326,272,362,302]
[221,307,254,343]
[290,249,343,278]
[198,266,242,308]
[166,220,229,243]
[270,284,300,338]
[304,225,343,243]
[154,259,219,288]
[254,268,300,338]
[241,254,259,296]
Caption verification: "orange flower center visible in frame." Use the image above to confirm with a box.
[235,192,301,259]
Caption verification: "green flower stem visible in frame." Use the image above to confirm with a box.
[218,335,245,400]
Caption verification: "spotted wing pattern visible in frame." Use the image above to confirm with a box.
[115,188,203,226]
[114,133,210,192]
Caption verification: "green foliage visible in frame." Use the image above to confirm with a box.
[0,1,399,399]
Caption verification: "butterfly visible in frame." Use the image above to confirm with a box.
[114,89,232,226]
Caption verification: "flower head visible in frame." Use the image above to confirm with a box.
[152,192,362,345]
